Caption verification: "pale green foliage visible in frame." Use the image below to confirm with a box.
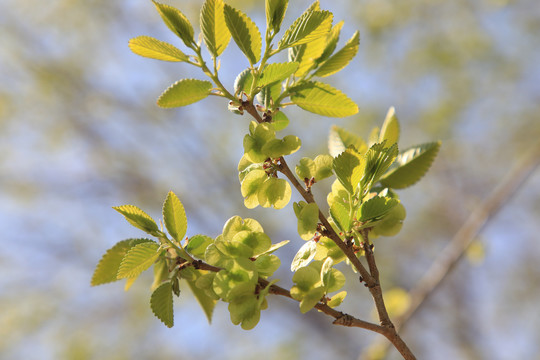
[128,36,188,62]
[95,0,441,335]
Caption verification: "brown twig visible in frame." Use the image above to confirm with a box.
[241,101,416,360]
[361,142,540,359]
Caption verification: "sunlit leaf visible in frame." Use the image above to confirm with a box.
[328,290,347,308]
[200,0,231,57]
[186,279,217,323]
[328,125,368,157]
[113,205,160,235]
[271,111,289,131]
[314,30,359,77]
[151,258,169,291]
[258,177,291,209]
[151,281,174,327]
[258,62,299,87]
[290,81,358,118]
[362,143,399,189]
[117,241,161,279]
[332,147,364,194]
[291,240,317,271]
[293,201,319,240]
[379,141,441,189]
[163,191,187,242]
[266,0,288,33]
[224,4,262,65]
[240,169,267,209]
[358,196,398,222]
[128,36,188,62]
[379,106,400,146]
[278,8,333,50]
[91,239,154,286]
[157,79,213,108]
[317,21,343,64]
[330,201,351,232]
[186,234,213,259]
[153,0,194,48]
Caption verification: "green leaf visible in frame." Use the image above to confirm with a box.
[379,106,400,146]
[326,267,346,293]
[231,230,272,257]
[91,239,154,286]
[379,141,441,189]
[314,154,333,181]
[320,256,334,287]
[227,283,260,330]
[298,287,325,313]
[240,169,267,209]
[314,30,359,77]
[271,111,289,131]
[205,242,233,268]
[260,240,290,255]
[153,0,194,48]
[332,147,364,194]
[128,36,188,62]
[163,191,187,242]
[224,4,262,65]
[328,125,368,157]
[234,68,255,95]
[294,201,319,240]
[358,196,398,223]
[266,0,288,33]
[261,135,301,158]
[317,21,343,64]
[295,157,316,181]
[151,258,169,291]
[362,143,399,189]
[330,201,351,232]
[222,216,264,241]
[113,205,160,235]
[254,254,281,277]
[293,24,329,77]
[314,236,346,264]
[258,177,291,209]
[291,261,320,289]
[200,0,231,57]
[186,278,217,323]
[328,290,347,308]
[258,62,299,88]
[290,81,358,118]
[150,281,174,328]
[243,121,276,163]
[291,240,317,271]
[117,241,161,279]
[186,234,213,259]
[157,79,213,108]
[278,8,333,50]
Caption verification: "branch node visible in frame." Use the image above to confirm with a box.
[333,313,354,327]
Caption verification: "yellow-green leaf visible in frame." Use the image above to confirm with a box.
[186,279,217,323]
[157,79,212,108]
[379,141,441,189]
[117,242,161,279]
[314,30,359,77]
[290,81,358,118]
[317,21,343,64]
[200,0,231,57]
[266,0,288,33]
[328,125,368,157]
[91,239,154,286]
[162,191,187,242]
[379,106,400,146]
[153,0,194,48]
[332,147,364,194]
[278,8,333,50]
[128,36,188,62]
[258,62,299,88]
[113,205,160,235]
[151,281,174,328]
[224,4,262,65]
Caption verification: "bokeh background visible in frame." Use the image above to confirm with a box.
[1,0,539,359]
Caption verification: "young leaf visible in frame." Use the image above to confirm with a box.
[152,0,195,48]
[261,135,301,158]
[294,201,319,240]
[186,278,217,323]
[358,196,398,222]
[314,154,333,181]
[234,68,255,96]
[317,21,343,64]
[200,0,231,57]
[151,258,169,291]
[254,254,281,277]
[258,177,291,209]
[151,281,174,328]
[278,9,333,50]
[117,241,161,279]
[379,141,441,189]
[260,239,290,255]
[290,81,358,118]
[320,256,334,287]
[113,205,160,235]
[293,25,329,77]
[240,169,267,209]
[379,106,400,146]
[314,30,359,77]
[266,0,288,33]
[362,143,399,189]
[91,239,154,286]
[295,157,316,181]
[291,240,317,271]
[128,36,188,62]
[328,125,368,157]
[224,4,262,65]
[328,290,347,308]
[162,191,187,242]
[332,147,364,194]
[330,201,351,232]
[186,234,213,259]
[271,111,289,131]
[157,79,213,108]
[258,62,299,88]
[299,287,325,314]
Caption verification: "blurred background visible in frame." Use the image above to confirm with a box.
[1,0,539,359]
